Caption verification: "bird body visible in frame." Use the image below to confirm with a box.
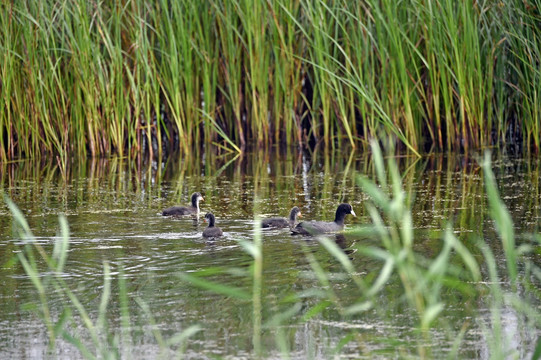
[162,192,204,216]
[292,203,356,235]
[261,206,302,228]
[203,212,223,238]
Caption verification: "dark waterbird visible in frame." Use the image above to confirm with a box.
[202,212,223,238]
[162,192,204,216]
[261,206,302,228]
[291,203,356,235]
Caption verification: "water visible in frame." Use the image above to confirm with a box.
[0,149,539,359]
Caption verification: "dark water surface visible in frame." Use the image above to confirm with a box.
[0,149,539,359]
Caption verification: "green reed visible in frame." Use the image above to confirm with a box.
[276,142,539,357]
[1,0,541,159]
[503,0,541,152]
[269,0,305,146]
[328,143,540,356]
[351,141,481,333]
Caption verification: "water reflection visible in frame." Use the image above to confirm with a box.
[0,149,540,358]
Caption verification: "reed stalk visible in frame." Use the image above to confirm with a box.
[1,0,541,159]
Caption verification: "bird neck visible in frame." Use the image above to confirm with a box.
[207,217,215,227]
[334,210,346,225]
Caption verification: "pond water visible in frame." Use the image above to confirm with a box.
[0,148,539,359]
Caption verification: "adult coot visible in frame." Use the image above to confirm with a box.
[203,212,223,238]
[261,206,302,228]
[291,203,356,235]
[162,192,204,216]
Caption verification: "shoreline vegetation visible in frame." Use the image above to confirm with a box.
[1,0,540,160]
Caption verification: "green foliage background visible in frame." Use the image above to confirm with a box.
[1,0,540,158]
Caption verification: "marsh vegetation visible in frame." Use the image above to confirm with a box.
[1,0,541,159]
[1,0,541,358]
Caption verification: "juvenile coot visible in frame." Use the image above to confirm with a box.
[261,206,302,228]
[291,203,356,235]
[202,212,223,238]
[162,192,204,216]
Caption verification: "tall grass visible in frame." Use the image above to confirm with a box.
[0,0,540,157]
[306,142,540,357]
[349,141,482,334]
[502,0,541,152]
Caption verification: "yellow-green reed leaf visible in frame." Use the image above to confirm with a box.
[344,301,373,315]
[528,260,541,283]
[507,294,541,329]
[318,236,355,273]
[400,211,413,249]
[358,175,390,210]
[388,158,403,200]
[53,215,70,274]
[421,303,444,329]
[427,240,451,279]
[178,273,251,300]
[302,244,337,302]
[388,193,406,221]
[365,205,392,248]
[334,333,356,354]
[319,236,368,292]
[135,297,165,348]
[440,277,476,297]
[358,246,391,261]
[282,288,328,303]
[265,303,303,327]
[481,152,516,282]
[370,139,387,187]
[53,307,72,338]
[367,257,394,297]
[302,301,332,321]
[117,265,132,348]
[4,195,32,239]
[236,239,261,259]
[444,227,480,281]
[188,267,229,277]
[448,317,469,358]
[17,253,44,295]
[347,225,381,238]
[516,244,533,256]
[200,110,241,153]
[533,338,541,360]
[479,243,502,295]
[61,331,95,360]
[97,262,111,331]
[165,325,203,346]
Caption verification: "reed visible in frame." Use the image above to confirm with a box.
[350,141,482,335]
[502,0,541,152]
[292,143,541,357]
[1,0,541,160]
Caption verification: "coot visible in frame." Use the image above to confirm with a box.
[261,206,302,228]
[202,212,223,238]
[162,192,204,216]
[291,203,356,235]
